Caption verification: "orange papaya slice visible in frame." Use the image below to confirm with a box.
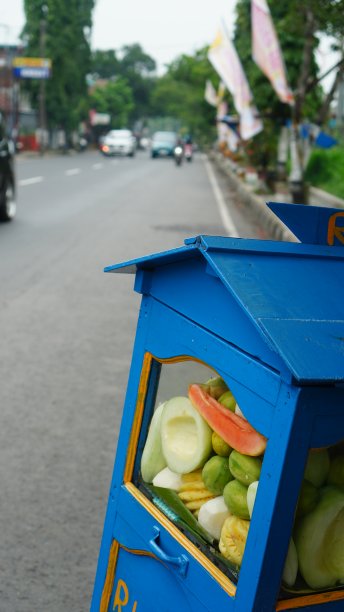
[188,384,267,457]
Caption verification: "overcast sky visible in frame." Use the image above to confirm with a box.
[1,0,237,73]
[1,0,336,88]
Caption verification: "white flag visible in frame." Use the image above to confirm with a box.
[204,79,218,107]
[252,0,294,104]
[208,27,263,140]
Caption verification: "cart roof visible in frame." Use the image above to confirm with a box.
[105,203,344,384]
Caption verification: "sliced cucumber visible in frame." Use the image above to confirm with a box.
[141,402,167,483]
[161,396,212,474]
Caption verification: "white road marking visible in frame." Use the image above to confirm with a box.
[203,156,239,237]
[92,163,103,170]
[65,168,81,176]
[18,176,44,186]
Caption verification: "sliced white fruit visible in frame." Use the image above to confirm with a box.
[198,496,231,540]
[160,396,212,474]
[247,480,259,518]
[152,467,183,491]
[235,404,247,419]
[141,402,167,483]
[282,538,298,587]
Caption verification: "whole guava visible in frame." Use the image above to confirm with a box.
[218,390,236,412]
[202,455,233,494]
[212,431,232,457]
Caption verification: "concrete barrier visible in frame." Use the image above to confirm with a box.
[209,151,298,242]
[309,186,344,210]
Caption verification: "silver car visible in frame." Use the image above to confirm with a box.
[100,129,136,157]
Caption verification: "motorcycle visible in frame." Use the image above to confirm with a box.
[174,144,183,166]
[184,143,193,162]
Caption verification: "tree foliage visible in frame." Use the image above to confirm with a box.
[89,78,134,127]
[22,0,94,131]
[234,0,323,123]
[90,49,119,79]
[151,48,219,143]
[21,0,344,151]
[232,0,344,171]
[91,44,157,122]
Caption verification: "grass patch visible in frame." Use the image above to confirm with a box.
[304,146,344,199]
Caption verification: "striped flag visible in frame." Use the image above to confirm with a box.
[204,79,219,107]
[208,27,263,140]
[252,0,294,104]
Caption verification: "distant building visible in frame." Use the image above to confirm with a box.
[0,44,39,149]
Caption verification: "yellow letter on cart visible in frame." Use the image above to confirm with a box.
[113,578,129,610]
[327,212,344,246]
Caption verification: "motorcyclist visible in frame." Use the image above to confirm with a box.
[174,136,184,165]
[175,136,185,150]
[184,134,193,161]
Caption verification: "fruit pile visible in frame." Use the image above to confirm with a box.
[141,377,266,568]
[140,376,344,592]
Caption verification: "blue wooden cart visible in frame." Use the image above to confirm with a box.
[92,203,344,611]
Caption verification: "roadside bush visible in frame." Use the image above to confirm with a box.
[304,146,344,199]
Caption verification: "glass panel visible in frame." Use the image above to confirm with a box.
[134,356,344,602]
[133,357,266,585]
[279,439,344,600]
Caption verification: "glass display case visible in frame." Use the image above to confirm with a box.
[133,357,344,604]
[92,204,344,612]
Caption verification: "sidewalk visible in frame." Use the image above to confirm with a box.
[210,151,344,242]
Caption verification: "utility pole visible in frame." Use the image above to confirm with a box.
[39,5,48,154]
[0,23,11,136]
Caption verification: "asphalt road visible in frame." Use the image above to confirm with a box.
[0,148,261,611]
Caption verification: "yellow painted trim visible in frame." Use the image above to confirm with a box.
[100,539,119,612]
[123,353,153,482]
[153,355,215,367]
[125,482,237,598]
[276,589,344,610]
[120,543,158,559]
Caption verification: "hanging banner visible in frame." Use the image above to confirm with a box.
[204,79,218,106]
[208,28,263,140]
[216,100,228,143]
[217,81,226,103]
[252,0,294,104]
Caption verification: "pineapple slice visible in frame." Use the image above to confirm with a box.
[178,471,216,516]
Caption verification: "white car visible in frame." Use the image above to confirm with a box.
[100,129,136,157]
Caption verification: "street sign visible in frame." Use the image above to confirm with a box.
[12,57,52,79]
[89,111,111,126]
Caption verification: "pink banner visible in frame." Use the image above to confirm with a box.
[204,79,218,107]
[252,0,294,104]
[208,28,262,140]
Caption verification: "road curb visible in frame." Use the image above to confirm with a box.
[309,186,344,209]
[209,151,298,242]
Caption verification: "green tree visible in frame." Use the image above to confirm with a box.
[117,44,157,122]
[89,78,134,127]
[90,44,157,124]
[151,47,220,144]
[119,43,156,76]
[90,49,120,79]
[233,0,321,173]
[234,0,344,124]
[232,0,344,196]
[22,0,94,133]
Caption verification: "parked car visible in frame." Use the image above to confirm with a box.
[0,114,16,222]
[100,129,136,157]
[150,131,178,158]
